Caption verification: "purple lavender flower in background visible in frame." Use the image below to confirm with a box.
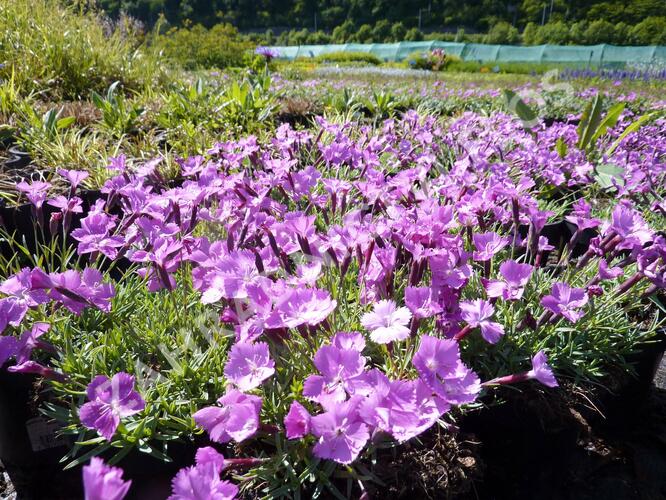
[331,331,366,352]
[14,322,51,364]
[360,299,412,343]
[267,288,337,329]
[224,342,275,391]
[79,373,145,441]
[7,360,66,381]
[193,389,262,444]
[255,46,280,61]
[541,282,589,323]
[82,457,131,500]
[72,212,124,260]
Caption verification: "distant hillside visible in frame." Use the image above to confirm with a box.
[94,0,664,33]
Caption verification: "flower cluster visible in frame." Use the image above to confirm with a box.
[1,97,664,498]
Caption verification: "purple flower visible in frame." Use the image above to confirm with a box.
[131,237,183,291]
[284,401,311,439]
[565,199,600,231]
[0,336,18,367]
[310,396,369,464]
[14,322,51,364]
[303,344,365,406]
[107,155,127,172]
[168,447,238,500]
[193,389,262,444]
[58,169,89,191]
[72,212,124,260]
[0,297,28,333]
[473,232,509,261]
[1,268,49,317]
[404,287,443,319]
[358,372,450,442]
[540,283,589,323]
[224,342,275,391]
[459,299,505,343]
[527,351,558,387]
[199,250,267,302]
[412,335,480,405]
[609,203,653,250]
[483,259,533,301]
[82,457,131,500]
[79,373,146,441]
[16,180,51,208]
[33,268,115,314]
[48,195,83,215]
[598,259,623,280]
[489,350,559,388]
[429,250,472,290]
[360,299,412,344]
[6,360,66,381]
[267,288,337,329]
[255,46,280,60]
[331,331,366,352]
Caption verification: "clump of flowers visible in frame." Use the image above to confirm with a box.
[0,94,663,499]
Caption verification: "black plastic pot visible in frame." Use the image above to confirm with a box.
[563,220,598,258]
[0,370,79,498]
[461,387,583,499]
[0,368,202,499]
[4,146,32,170]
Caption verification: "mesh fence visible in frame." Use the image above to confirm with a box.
[270,41,666,66]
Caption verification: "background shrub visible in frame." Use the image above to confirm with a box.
[155,23,252,69]
[312,51,383,65]
[485,21,521,44]
[0,0,165,99]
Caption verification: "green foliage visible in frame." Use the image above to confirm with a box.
[405,27,424,41]
[91,82,145,138]
[155,23,252,70]
[629,16,666,45]
[407,50,460,71]
[312,52,382,66]
[485,21,521,44]
[0,0,166,99]
[584,19,618,44]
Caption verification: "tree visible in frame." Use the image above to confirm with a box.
[629,16,666,44]
[372,19,392,42]
[331,19,355,43]
[405,27,424,41]
[390,21,407,42]
[536,21,570,44]
[522,22,539,45]
[584,19,616,44]
[485,21,521,44]
[569,21,589,44]
[352,24,374,43]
